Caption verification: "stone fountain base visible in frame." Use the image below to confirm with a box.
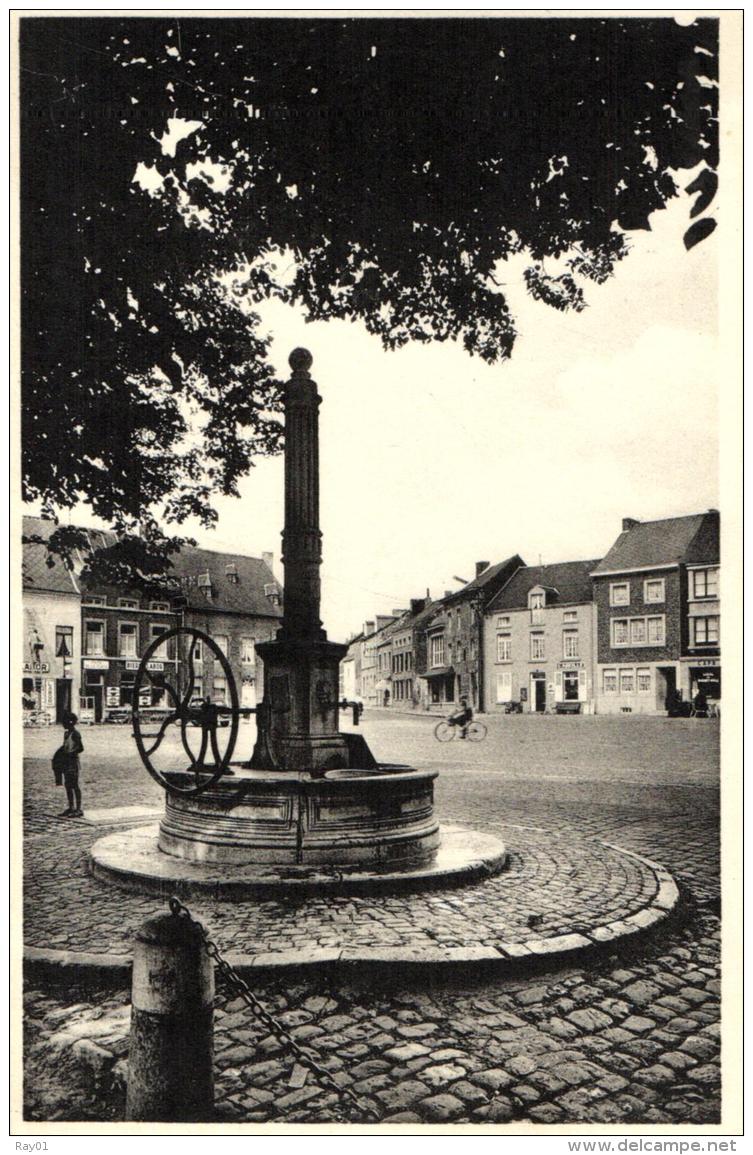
[87,763,507,898]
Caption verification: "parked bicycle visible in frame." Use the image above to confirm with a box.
[433,718,487,742]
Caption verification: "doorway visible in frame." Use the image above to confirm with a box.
[55,679,72,723]
[532,675,546,713]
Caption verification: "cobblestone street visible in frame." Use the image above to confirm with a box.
[22,712,721,1126]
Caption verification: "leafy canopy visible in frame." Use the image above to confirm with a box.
[21,17,718,577]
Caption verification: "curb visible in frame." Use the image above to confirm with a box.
[24,842,681,990]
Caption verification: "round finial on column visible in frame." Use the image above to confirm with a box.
[289,347,313,374]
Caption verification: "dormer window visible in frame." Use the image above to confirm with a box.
[264,582,281,606]
[197,572,213,600]
[528,588,546,624]
[225,563,239,584]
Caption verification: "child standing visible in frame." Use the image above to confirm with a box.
[60,712,84,817]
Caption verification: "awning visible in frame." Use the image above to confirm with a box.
[423,667,454,678]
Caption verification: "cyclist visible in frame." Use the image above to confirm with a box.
[447,696,473,739]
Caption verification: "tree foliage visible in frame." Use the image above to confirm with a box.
[20,16,718,575]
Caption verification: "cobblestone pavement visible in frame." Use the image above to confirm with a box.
[22,713,721,1126]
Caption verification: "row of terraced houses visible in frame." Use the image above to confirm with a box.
[340,511,721,716]
[22,517,282,726]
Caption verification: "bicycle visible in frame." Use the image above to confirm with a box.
[433,718,487,742]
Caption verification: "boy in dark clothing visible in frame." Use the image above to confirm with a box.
[60,713,84,817]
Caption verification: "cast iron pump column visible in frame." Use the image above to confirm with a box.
[251,349,354,773]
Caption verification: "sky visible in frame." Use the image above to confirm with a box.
[40,174,718,644]
[175,181,719,641]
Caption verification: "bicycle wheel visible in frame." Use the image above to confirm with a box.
[434,721,455,742]
[467,721,487,742]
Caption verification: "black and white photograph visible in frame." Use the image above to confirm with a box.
[12,10,742,1138]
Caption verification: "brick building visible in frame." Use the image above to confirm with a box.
[416,557,524,712]
[167,546,283,710]
[483,560,600,714]
[592,511,720,714]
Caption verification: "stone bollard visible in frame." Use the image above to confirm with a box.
[125,911,215,1122]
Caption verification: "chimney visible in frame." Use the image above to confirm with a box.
[262,551,274,574]
[708,508,719,514]
[476,560,490,578]
[364,620,375,636]
[410,598,427,616]
[444,590,453,599]
[622,518,640,532]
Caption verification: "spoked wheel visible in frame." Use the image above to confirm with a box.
[131,626,239,796]
[434,720,455,742]
[467,721,487,742]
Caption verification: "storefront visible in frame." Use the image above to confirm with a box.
[22,598,80,727]
[687,661,721,703]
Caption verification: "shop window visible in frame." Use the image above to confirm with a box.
[619,669,635,694]
[118,622,138,658]
[692,569,719,599]
[610,582,630,607]
[530,633,545,661]
[603,669,618,694]
[55,625,73,658]
[637,668,652,693]
[644,579,665,604]
[85,621,105,656]
[694,616,719,645]
[563,672,579,701]
[563,630,579,658]
[611,619,629,647]
[496,633,511,662]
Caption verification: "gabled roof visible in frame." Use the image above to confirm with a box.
[165,546,282,618]
[592,512,719,576]
[22,517,282,618]
[443,555,525,605]
[22,516,80,595]
[487,559,600,612]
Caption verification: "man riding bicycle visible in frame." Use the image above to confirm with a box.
[447,696,473,739]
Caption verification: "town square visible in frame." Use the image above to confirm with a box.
[15,11,738,1140]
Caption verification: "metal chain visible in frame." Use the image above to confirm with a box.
[168,897,380,1123]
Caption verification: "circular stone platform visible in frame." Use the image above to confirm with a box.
[89,823,507,899]
[24,823,680,981]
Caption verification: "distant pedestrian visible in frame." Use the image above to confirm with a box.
[59,712,84,817]
[693,689,709,717]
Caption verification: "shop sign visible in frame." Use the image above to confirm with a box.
[146,661,164,672]
[83,658,109,670]
[106,687,120,707]
[557,660,585,669]
[125,661,140,671]
[694,660,719,668]
[23,661,50,673]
